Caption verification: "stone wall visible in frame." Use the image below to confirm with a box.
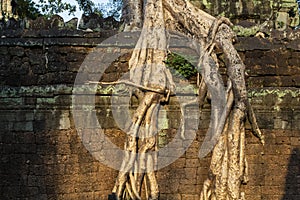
[0,28,300,200]
[1,0,299,31]
[191,0,300,28]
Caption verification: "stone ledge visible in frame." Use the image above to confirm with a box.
[1,85,299,98]
[0,85,299,131]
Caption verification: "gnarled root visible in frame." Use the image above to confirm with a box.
[200,105,249,200]
[112,92,161,200]
[160,1,262,198]
[112,0,174,198]
[109,1,264,199]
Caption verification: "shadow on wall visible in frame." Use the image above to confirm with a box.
[282,148,300,200]
[0,109,66,199]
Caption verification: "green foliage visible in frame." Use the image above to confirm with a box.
[15,0,41,19]
[98,0,123,20]
[15,0,76,19]
[75,0,96,15]
[165,52,197,79]
[15,0,122,20]
[77,0,122,20]
[37,0,76,18]
[75,0,122,19]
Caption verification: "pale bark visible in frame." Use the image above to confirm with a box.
[112,0,172,199]
[161,2,263,200]
[122,0,144,31]
[109,0,263,199]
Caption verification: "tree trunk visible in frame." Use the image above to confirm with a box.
[111,0,174,199]
[122,0,144,31]
[109,0,264,199]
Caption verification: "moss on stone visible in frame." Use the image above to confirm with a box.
[232,25,260,37]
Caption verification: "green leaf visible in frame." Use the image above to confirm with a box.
[165,52,197,79]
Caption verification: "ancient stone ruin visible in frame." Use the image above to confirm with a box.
[0,0,300,200]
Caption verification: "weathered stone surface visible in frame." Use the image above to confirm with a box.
[192,0,299,28]
[78,13,121,32]
[0,29,300,200]
[49,15,64,29]
[65,18,79,30]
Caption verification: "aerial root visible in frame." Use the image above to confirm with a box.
[107,1,263,199]
[246,101,264,145]
[137,102,159,195]
[125,182,134,200]
[112,92,161,200]
[200,178,212,200]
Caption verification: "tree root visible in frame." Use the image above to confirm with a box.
[162,1,263,199]
[246,101,265,145]
[112,92,161,200]
[109,0,263,199]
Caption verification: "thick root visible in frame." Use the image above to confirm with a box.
[110,1,263,200]
[112,91,162,199]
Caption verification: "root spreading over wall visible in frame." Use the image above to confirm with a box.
[108,0,264,199]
